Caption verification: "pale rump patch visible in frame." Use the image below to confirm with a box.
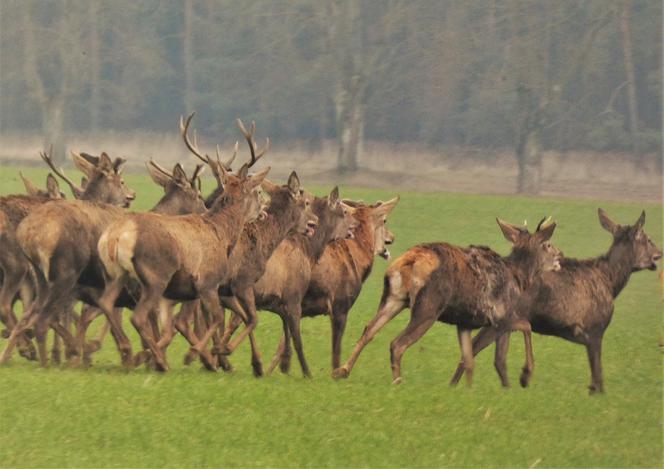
[99,219,139,280]
[387,247,440,300]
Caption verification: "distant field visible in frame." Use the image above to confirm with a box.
[0,166,661,467]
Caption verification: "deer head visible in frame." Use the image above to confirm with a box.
[146,160,207,214]
[598,208,662,271]
[20,172,65,199]
[497,216,561,273]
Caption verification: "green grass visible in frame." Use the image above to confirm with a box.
[0,166,662,468]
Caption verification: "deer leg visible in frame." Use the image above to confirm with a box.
[221,289,263,377]
[156,300,176,352]
[266,331,287,375]
[175,300,200,365]
[0,305,41,364]
[455,327,476,387]
[493,331,511,388]
[332,292,407,379]
[130,288,169,372]
[389,311,437,385]
[284,302,311,378]
[97,276,134,368]
[184,290,226,371]
[586,337,604,395]
[330,309,348,371]
[0,267,36,361]
[520,331,535,388]
[77,305,103,364]
[450,326,498,385]
[51,312,63,365]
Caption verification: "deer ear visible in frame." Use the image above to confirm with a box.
[287,171,300,196]
[237,163,249,181]
[99,152,113,172]
[71,151,96,178]
[46,174,61,198]
[534,222,556,242]
[172,163,188,183]
[247,166,271,190]
[598,208,618,234]
[20,171,40,196]
[145,161,172,188]
[496,218,522,244]
[373,196,400,218]
[328,186,340,208]
[633,210,645,231]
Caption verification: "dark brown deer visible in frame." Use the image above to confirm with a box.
[219,188,357,377]
[450,209,662,394]
[265,197,399,374]
[0,151,136,367]
[96,160,269,372]
[332,218,561,385]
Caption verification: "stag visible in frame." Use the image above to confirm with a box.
[332,217,561,385]
[74,159,208,363]
[219,188,357,377]
[0,151,136,366]
[450,209,662,394]
[96,149,269,372]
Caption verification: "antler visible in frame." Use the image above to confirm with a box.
[536,216,553,231]
[179,112,236,171]
[148,159,174,178]
[40,146,84,198]
[237,118,270,168]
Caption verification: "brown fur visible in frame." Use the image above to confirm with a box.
[95,165,268,371]
[452,209,662,394]
[333,218,561,385]
[221,188,357,377]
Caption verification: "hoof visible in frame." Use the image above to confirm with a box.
[68,355,82,368]
[392,376,403,385]
[51,350,62,365]
[200,353,219,372]
[519,374,530,388]
[133,350,151,367]
[85,340,102,354]
[18,346,37,362]
[183,349,197,366]
[252,362,264,378]
[279,357,292,374]
[0,329,9,339]
[331,366,349,379]
[217,355,234,373]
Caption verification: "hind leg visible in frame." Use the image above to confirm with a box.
[450,326,498,385]
[389,311,437,385]
[332,289,407,379]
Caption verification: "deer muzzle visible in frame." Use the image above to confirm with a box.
[305,220,317,238]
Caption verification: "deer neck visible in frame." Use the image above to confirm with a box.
[257,202,300,258]
[151,190,195,215]
[505,248,539,292]
[345,213,376,278]
[205,196,249,248]
[596,241,634,297]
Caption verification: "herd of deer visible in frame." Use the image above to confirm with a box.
[0,114,660,395]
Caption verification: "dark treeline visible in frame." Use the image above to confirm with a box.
[0,1,660,192]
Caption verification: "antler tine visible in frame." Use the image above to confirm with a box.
[147,158,174,178]
[217,141,238,171]
[237,118,268,168]
[179,112,209,164]
[536,216,553,231]
[40,146,83,196]
[191,163,206,182]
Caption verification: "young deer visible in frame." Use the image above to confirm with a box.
[450,209,662,394]
[333,218,561,385]
[265,197,399,373]
[220,188,357,377]
[96,162,269,372]
[0,151,136,367]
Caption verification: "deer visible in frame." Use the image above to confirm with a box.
[263,197,399,375]
[74,159,208,364]
[0,150,136,367]
[95,144,270,372]
[332,217,561,385]
[450,209,662,394]
[0,167,69,360]
[217,187,357,378]
[155,120,320,377]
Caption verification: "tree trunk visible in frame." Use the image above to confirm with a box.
[183,0,194,112]
[516,128,541,194]
[43,96,66,165]
[619,0,639,150]
[89,0,101,131]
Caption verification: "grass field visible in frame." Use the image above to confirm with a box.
[0,166,661,468]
